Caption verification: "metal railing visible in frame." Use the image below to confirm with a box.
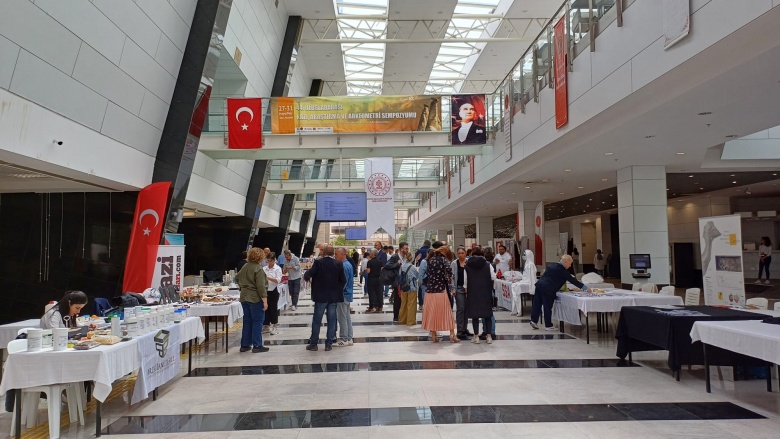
[268,158,447,185]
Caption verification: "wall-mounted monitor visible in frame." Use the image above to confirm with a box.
[629,254,651,270]
[315,192,367,222]
[345,227,367,240]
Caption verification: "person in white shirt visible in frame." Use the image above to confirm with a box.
[40,290,90,329]
[514,249,537,316]
[263,253,283,335]
[757,236,773,285]
[493,245,513,277]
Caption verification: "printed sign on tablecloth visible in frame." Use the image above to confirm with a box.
[133,323,181,404]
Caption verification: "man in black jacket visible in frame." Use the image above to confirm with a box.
[530,255,591,331]
[303,245,346,351]
[384,242,408,322]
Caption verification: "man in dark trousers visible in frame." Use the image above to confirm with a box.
[383,242,408,322]
[303,244,346,351]
[530,255,591,331]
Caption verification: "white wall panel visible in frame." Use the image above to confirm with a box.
[100,103,162,157]
[119,40,176,104]
[135,0,191,51]
[169,0,198,25]
[0,0,81,74]
[186,173,246,216]
[10,50,108,131]
[139,90,170,130]
[35,0,126,65]
[0,35,20,89]
[72,45,145,115]
[92,0,162,57]
[155,35,184,77]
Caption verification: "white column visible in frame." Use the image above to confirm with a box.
[518,201,544,263]
[618,166,670,286]
[452,224,466,248]
[436,229,449,245]
[475,217,493,246]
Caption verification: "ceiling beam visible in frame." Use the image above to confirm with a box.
[303,37,532,44]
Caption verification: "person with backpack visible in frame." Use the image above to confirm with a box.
[417,248,432,311]
[398,252,419,325]
[382,242,408,322]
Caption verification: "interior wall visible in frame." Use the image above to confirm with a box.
[581,222,597,268]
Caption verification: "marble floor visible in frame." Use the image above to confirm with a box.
[3,287,780,438]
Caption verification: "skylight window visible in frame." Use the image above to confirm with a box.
[336,0,388,95]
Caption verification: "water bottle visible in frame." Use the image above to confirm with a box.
[111,315,121,337]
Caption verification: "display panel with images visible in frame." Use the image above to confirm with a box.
[451,94,487,145]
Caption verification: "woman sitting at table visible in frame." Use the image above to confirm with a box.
[40,290,89,329]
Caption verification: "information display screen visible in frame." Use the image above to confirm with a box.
[315,192,367,222]
[629,254,651,269]
[345,227,367,240]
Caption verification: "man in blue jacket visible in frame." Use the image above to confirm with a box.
[304,244,346,351]
[530,255,590,331]
[414,240,431,266]
[334,247,354,347]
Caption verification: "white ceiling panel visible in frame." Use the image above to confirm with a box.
[387,0,457,20]
[383,43,440,83]
[299,44,346,81]
[283,0,336,19]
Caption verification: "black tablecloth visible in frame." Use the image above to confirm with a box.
[615,306,766,371]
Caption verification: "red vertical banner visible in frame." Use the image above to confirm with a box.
[227,98,262,149]
[123,182,171,293]
[468,156,475,184]
[553,17,568,129]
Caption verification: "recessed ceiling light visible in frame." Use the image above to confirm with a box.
[564,169,571,172]
[676,152,685,155]
[725,134,739,138]
[559,192,565,195]
[666,188,670,191]
[542,179,549,182]
[699,188,704,190]
[730,174,735,177]
[644,135,655,139]
[524,186,531,189]
[510,192,516,195]
[698,112,712,115]
[604,152,614,156]
[688,175,694,178]
[732,181,737,184]
[773,173,778,176]
[577,186,584,189]
[601,178,608,182]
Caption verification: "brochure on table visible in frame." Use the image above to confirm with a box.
[699,214,744,306]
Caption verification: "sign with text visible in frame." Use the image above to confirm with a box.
[132,323,180,404]
[315,192,367,222]
[270,96,442,134]
[365,158,395,239]
[150,245,185,290]
[553,16,568,129]
[699,215,744,306]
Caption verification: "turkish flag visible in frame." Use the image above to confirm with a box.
[122,182,171,293]
[227,98,262,149]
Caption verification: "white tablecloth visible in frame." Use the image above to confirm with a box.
[0,317,204,402]
[277,284,289,310]
[494,279,531,310]
[0,319,41,349]
[555,289,684,326]
[690,319,780,365]
[187,301,243,324]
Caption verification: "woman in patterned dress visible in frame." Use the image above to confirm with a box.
[421,242,459,343]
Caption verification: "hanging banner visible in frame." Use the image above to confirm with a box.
[559,232,569,257]
[553,16,568,129]
[227,98,262,149]
[534,201,544,265]
[502,80,512,159]
[123,182,171,294]
[468,156,475,184]
[699,215,744,306]
[663,0,690,50]
[270,96,441,134]
[451,94,487,145]
[150,245,185,290]
[132,323,181,404]
[365,157,395,239]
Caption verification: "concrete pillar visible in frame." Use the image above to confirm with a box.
[452,224,467,248]
[475,217,494,246]
[518,201,543,264]
[618,166,670,286]
[436,229,449,246]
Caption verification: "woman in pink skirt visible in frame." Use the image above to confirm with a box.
[421,242,459,343]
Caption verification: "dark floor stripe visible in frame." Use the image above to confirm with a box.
[188,358,639,376]
[103,402,764,434]
[263,334,572,346]
[276,319,529,328]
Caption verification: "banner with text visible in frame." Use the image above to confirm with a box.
[553,16,568,129]
[534,202,544,265]
[699,215,744,306]
[150,245,185,290]
[365,157,395,239]
[132,323,181,404]
[270,96,442,134]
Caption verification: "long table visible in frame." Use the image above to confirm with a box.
[555,290,683,343]
[0,317,204,438]
[186,301,243,352]
[493,279,531,314]
[691,319,780,393]
[615,306,767,380]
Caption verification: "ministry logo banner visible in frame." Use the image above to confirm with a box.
[365,157,395,239]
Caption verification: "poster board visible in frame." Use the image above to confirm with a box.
[699,215,744,306]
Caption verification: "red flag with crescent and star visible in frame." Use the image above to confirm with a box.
[122,182,171,293]
[227,98,262,149]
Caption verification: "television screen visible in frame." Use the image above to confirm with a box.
[629,254,651,269]
[315,192,367,222]
[345,227,367,240]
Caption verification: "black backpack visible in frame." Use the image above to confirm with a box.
[399,265,414,292]
[380,266,397,286]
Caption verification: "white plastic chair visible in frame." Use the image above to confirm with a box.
[6,339,85,439]
[746,297,768,310]
[659,286,675,296]
[774,301,780,312]
[685,288,700,306]
[632,282,642,291]
[641,283,658,293]
[16,327,38,336]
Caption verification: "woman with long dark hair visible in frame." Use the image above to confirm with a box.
[40,290,89,329]
[421,242,458,343]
